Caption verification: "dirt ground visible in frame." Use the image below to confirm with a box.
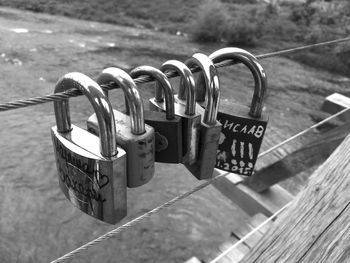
[0,7,349,263]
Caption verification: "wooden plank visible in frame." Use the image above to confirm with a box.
[324,93,350,109]
[227,242,250,259]
[246,213,271,235]
[231,221,262,249]
[229,214,269,249]
[183,257,201,263]
[218,242,246,263]
[255,126,304,171]
[309,110,344,129]
[241,134,350,263]
[322,93,350,121]
[212,173,294,217]
[244,122,350,192]
[207,228,245,263]
[217,240,251,263]
[213,214,268,263]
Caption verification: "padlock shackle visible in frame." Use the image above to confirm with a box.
[54,72,118,157]
[97,68,146,135]
[209,47,267,118]
[130,66,175,120]
[155,60,196,116]
[185,53,220,125]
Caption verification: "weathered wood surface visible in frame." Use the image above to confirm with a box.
[183,257,201,263]
[322,92,350,121]
[212,172,293,217]
[229,213,270,249]
[254,106,346,177]
[217,241,247,263]
[245,121,350,192]
[241,133,350,263]
[215,213,273,263]
[255,126,304,171]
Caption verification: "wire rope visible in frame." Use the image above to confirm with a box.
[1,36,349,112]
[50,106,350,263]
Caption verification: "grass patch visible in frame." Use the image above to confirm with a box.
[0,0,349,75]
[0,0,202,32]
[191,0,229,43]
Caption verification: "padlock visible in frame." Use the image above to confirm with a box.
[51,72,127,224]
[207,47,268,176]
[183,53,222,180]
[130,66,183,163]
[87,67,155,188]
[149,60,201,165]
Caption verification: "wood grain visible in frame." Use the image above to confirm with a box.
[212,173,293,216]
[241,133,350,263]
[245,122,350,192]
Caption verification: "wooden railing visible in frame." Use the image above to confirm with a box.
[190,94,350,263]
[241,132,350,262]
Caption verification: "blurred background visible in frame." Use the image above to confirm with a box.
[0,0,349,262]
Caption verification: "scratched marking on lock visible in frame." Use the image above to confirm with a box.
[215,112,267,176]
[114,117,155,176]
[53,136,110,216]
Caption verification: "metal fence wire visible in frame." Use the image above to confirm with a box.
[0,37,349,112]
[47,36,350,263]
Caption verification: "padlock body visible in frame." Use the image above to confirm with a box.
[185,121,222,180]
[144,107,183,163]
[87,110,155,188]
[215,103,268,176]
[51,125,127,224]
[149,97,201,164]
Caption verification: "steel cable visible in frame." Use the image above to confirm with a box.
[1,36,350,112]
[50,106,350,263]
